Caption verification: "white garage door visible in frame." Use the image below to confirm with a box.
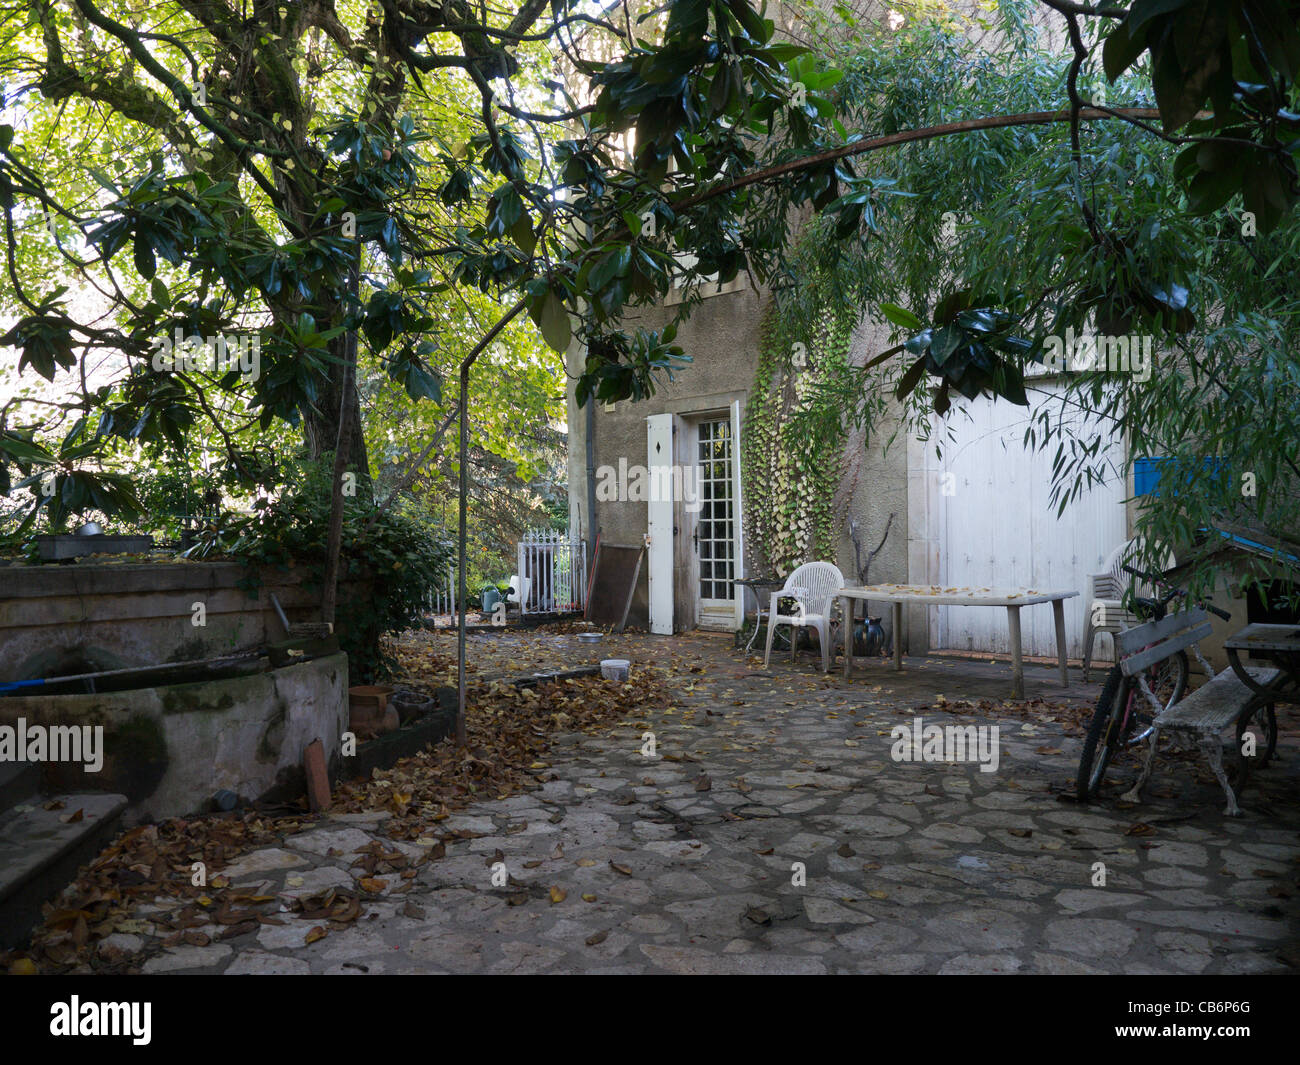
[928,383,1128,659]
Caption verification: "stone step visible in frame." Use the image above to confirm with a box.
[0,791,127,950]
[0,759,40,812]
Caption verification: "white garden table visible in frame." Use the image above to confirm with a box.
[838,584,1079,699]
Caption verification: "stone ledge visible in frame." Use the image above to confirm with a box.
[0,791,128,949]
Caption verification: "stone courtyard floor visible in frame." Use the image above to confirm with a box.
[136,632,1300,974]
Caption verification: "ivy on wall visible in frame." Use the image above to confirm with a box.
[742,294,855,577]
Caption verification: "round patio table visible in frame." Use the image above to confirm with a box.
[1224,623,1300,700]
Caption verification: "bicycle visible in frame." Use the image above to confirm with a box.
[1075,565,1241,801]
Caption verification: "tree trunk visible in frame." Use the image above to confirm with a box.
[306,334,372,492]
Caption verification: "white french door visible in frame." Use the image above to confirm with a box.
[693,413,740,630]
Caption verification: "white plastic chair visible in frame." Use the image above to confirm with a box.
[763,561,845,673]
[1082,538,1174,680]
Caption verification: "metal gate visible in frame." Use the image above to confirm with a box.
[516,529,586,614]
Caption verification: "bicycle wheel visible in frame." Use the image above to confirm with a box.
[1076,665,1136,801]
[1146,650,1189,712]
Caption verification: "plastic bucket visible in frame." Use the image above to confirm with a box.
[600,658,631,682]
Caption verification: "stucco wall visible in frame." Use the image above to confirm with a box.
[568,279,912,641]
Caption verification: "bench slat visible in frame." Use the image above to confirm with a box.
[1119,621,1213,677]
[1115,607,1210,656]
[1154,668,1280,731]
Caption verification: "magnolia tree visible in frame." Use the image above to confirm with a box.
[1,0,1297,633]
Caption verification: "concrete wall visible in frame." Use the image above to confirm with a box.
[0,653,349,822]
[0,561,366,683]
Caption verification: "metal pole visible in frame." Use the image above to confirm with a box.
[457,361,469,746]
[453,295,528,748]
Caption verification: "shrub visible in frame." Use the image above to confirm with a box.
[188,458,452,681]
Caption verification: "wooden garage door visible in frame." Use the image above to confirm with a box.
[928,384,1128,659]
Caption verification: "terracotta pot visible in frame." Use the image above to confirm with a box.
[349,684,395,712]
[349,684,395,739]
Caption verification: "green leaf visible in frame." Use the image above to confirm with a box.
[879,302,924,330]
[929,324,963,366]
[1103,21,1147,81]
[150,277,170,308]
[133,238,156,280]
[589,246,631,291]
[538,292,570,352]
[895,353,928,400]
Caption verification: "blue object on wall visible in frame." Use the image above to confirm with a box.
[1133,456,1226,497]
[1134,457,1161,496]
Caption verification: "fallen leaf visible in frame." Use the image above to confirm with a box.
[220,920,259,940]
[585,930,608,946]
[549,886,566,904]
[304,926,327,944]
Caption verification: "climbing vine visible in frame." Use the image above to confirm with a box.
[742,285,855,577]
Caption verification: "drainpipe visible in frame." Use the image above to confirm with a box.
[586,396,597,568]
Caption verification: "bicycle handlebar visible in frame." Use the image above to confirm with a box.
[1120,563,1232,621]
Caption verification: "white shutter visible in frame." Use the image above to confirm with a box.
[646,413,675,635]
[731,399,745,630]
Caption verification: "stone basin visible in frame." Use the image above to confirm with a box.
[0,653,348,823]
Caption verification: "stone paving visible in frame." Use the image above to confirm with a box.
[126,634,1300,974]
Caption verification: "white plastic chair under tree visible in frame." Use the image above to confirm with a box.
[763,562,845,673]
[1082,538,1175,681]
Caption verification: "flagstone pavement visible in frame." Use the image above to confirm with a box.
[129,636,1300,974]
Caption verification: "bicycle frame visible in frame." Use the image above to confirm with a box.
[1116,568,1219,745]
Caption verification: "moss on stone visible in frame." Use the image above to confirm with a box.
[160,682,239,715]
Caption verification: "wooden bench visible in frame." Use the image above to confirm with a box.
[1114,609,1279,816]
